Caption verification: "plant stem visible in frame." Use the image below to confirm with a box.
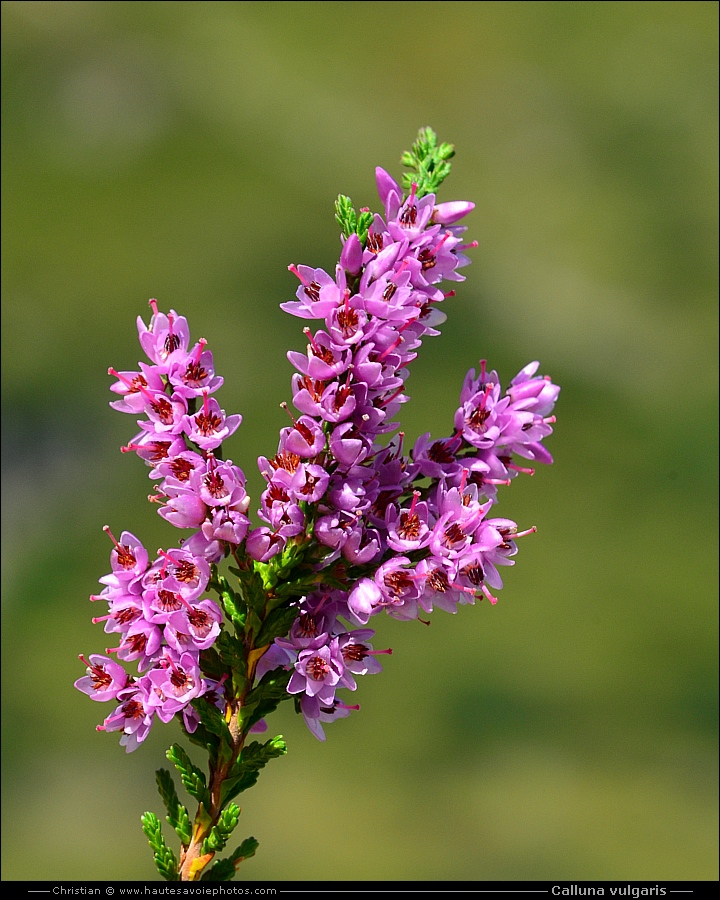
[178,624,267,881]
[177,696,245,881]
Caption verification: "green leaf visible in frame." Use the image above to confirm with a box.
[254,605,300,648]
[229,835,259,868]
[198,646,225,681]
[400,126,455,198]
[200,837,259,881]
[201,802,241,854]
[200,858,235,882]
[141,811,179,881]
[334,194,357,239]
[215,629,246,681]
[356,208,374,246]
[334,194,373,247]
[220,735,288,806]
[191,697,231,740]
[189,698,233,767]
[214,574,247,630]
[166,743,210,807]
[180,717,217,756]
[245,607,264,643]
[155,769,192,847]
[233,563,270,615]
[238,668,293,732]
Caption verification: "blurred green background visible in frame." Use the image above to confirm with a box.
[2,0,717,882]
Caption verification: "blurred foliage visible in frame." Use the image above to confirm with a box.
[1,0,717,882]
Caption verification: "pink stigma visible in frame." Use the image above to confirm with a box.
[431,231,452,254]
[288,264,308,286]
[376,336,404,362]
[380,385,405,409]
[408,491,420,516]
[107,367,134,389]
[192,338,207,365]
[481,584,498,605]
[508,463,535,476]
[102,525,122,551]
[302,327,322,356]
[394,259,410,279]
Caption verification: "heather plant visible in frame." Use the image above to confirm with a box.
[76,128,559,881]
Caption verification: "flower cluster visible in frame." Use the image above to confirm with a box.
[246,166,558,737]
[77,130,559,749]
[75,129,560,881]
[76,308,247,749]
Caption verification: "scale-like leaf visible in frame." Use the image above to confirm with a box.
[166,743,209,807]
[155,769,192,846]
[141,811,179,881]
